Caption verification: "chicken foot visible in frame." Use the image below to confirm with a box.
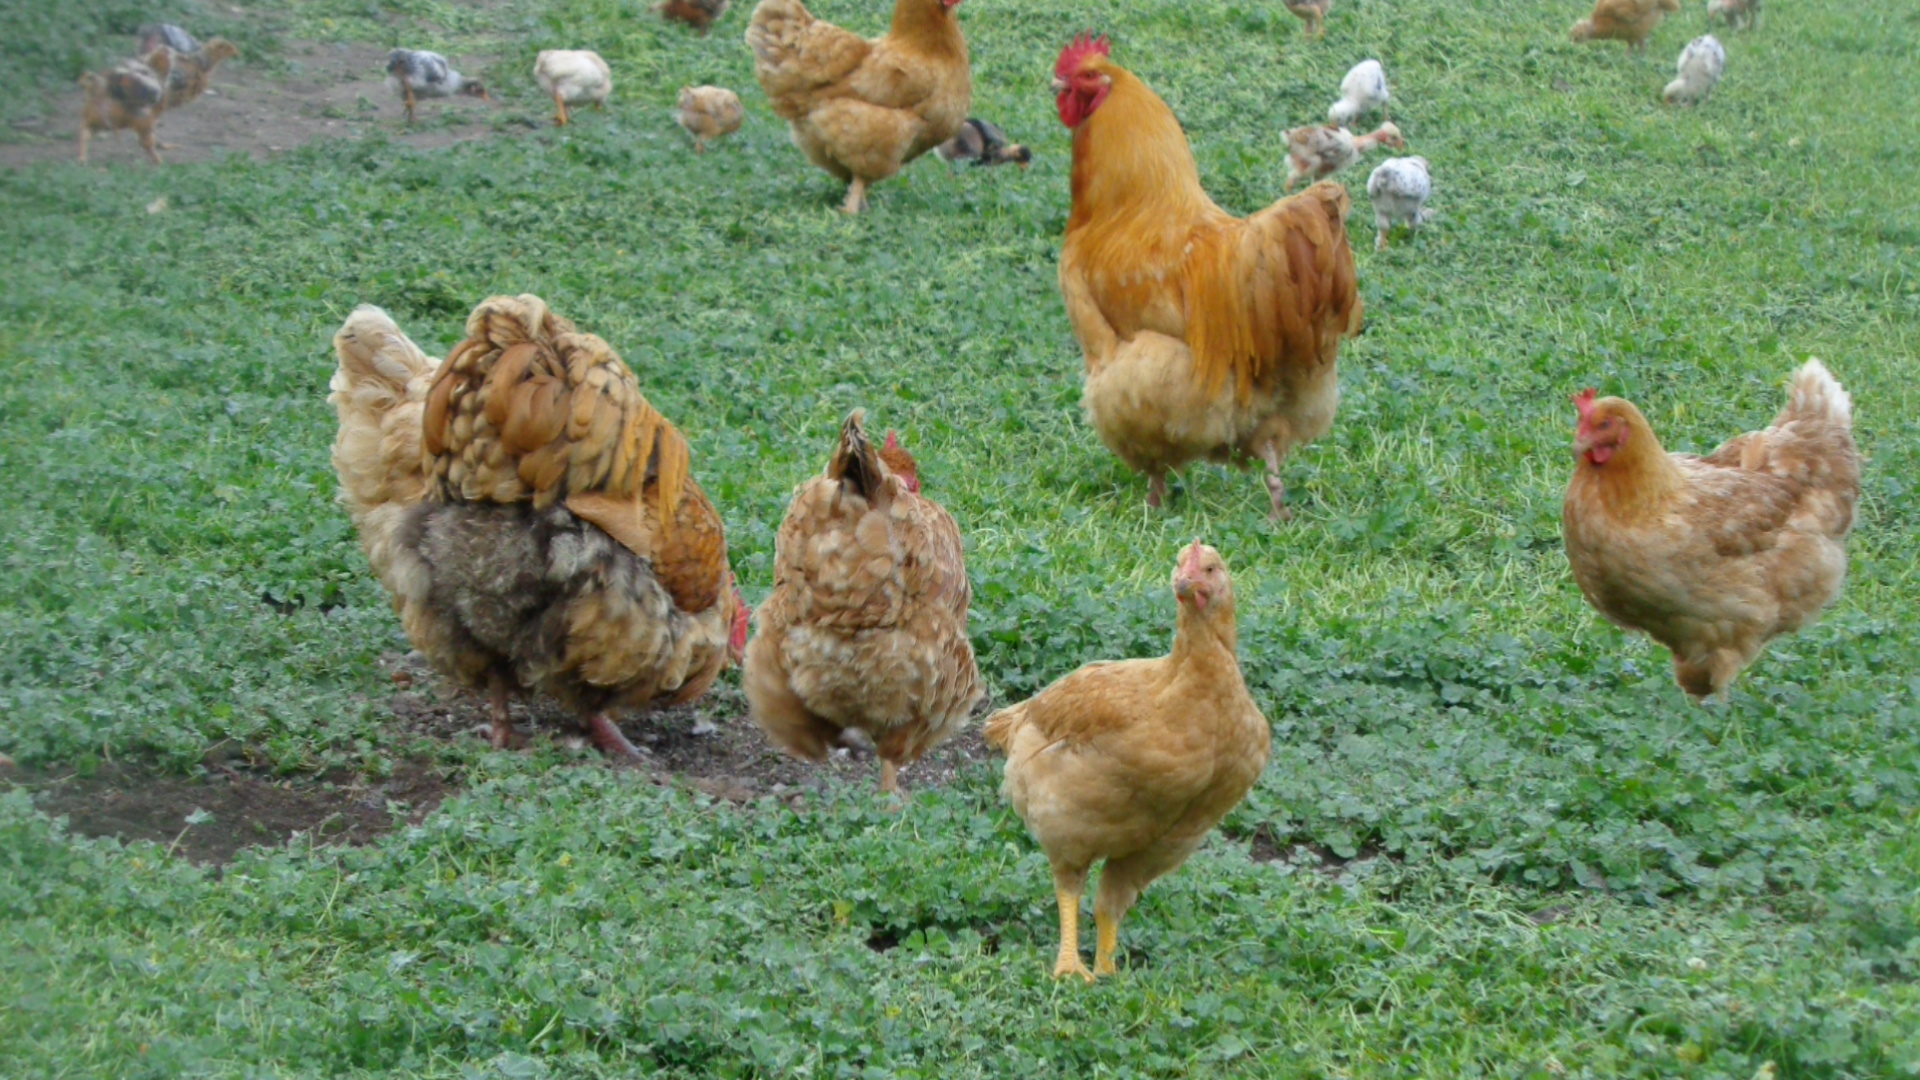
[401,78,418,124]
[841,177,869,215]
[1093,910,1121,977]
[585,713,648,761]
[1050,867,1095,982]
[1146,470,1169,509]
[552,92,571,127]
[879,758,901,795]
[488,673,515,749]
[1259,441,1293,522]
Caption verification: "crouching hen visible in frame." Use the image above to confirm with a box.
[745,411,982,793]
[329,296,748,759]
[1562,360,1860,701]
[1054,35,1363,518]
[986,542,1270,980]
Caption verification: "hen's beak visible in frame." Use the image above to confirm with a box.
[1051,77,1067,94]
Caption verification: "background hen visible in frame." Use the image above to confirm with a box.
[1054,35,1363,518]
[1562,360,1860,700]
[746,0,970,213]
[744,411,981,794]
[330,296,747,760]
[985,542,1270,980]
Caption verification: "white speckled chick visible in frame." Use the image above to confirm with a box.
[1365,156,1432,252]
[1664,35,1726,106]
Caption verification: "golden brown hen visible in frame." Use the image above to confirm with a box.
[1570,0,1681,52]
[746,0,971,213]
[985,542,1270,980]
[330,296,748,760]
[1054,35,1364,518]
[1562,360,1860,700]
[744,411,982,793]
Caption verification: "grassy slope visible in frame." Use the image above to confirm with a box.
[1,0,1917,1075]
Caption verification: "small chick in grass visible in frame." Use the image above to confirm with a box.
[1285,0,1330,38]
[936,118,1030,170]
[136,23,198,54]
[1366,156,1432,251]
[673,86,743,152]
[1283,121,1404,191]
[151,37,240,111]
[659,0,730,35]
[1328,59,1389,126]
[1664,35,1725,105]
[534,50,611,126]
[385,49,490,124]
[1571,0,1681,53]
[78,51,173,165]
[1707,0,1760,31]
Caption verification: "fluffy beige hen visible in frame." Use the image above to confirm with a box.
[1570,0,1681,51]
[986,542,1271,980]
[330,297,747,760]
[1562,360,1860,700]
[745,411,982,793]
[746,0,971,212]
[534,50,611,126]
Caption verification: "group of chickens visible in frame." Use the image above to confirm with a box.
[76,23,240,164]
[312,0,1860,983]
[1570,0,1765,105]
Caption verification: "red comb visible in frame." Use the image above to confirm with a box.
[1055,32,1111,80]
[883,430,902,452]
[1572,388,1598,420]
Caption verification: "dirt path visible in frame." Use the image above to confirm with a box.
[2,40,502,169]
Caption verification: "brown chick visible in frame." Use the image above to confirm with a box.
[659,0,731,34]
[149,37,239,110]
[1570,0,1681,52]
[78,50,173,165]
[985,542,1271,980]
[331,297,749,762]
[1285,0,1330,37]
[673,86,744,152]
[1562,361,1859,701]
[745,412,983,794]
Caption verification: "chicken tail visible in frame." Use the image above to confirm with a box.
[1778,359,1852,434]
[826,408,889,505]
[981,703,1024,753]
[329,305,439,530]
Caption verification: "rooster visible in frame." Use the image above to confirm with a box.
[329,296,748,760]
[1562,360,1860,701]
[746,0,971,214]
[744,412,982,794]
[1054,34,1364,518]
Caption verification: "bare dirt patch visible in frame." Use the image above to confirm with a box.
[380,650,1002,804]
[10,757,452,865]
[2,40,504,169]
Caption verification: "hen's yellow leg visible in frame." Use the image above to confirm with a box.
[1052,885,1094,982]
[553,92,570,127]
[1092,910,1121,976]
[880,759,900,795]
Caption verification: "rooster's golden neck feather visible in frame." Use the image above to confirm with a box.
[1068,62,1216,231]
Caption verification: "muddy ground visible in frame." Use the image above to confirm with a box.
[6,650,1001,866]
[2,39,504,169]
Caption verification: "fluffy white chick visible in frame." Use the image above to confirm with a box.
[1328,59,1390,127]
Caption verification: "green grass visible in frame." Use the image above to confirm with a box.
[2,0,1918,1075]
